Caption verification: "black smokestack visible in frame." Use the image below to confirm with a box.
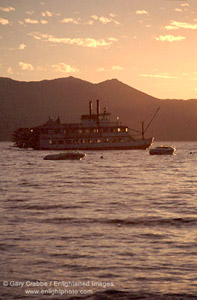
[96,99,100,115]
[89,101,92,115]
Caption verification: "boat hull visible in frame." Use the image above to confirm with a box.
[36,138,153,151]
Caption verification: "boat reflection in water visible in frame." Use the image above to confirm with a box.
[13,100,157,151]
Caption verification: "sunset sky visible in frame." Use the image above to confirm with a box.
[0,0,197,99]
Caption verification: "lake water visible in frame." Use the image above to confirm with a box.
[0,141,196,300]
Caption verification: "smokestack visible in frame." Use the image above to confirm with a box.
[96,99,100,116]
[89,101,92,115]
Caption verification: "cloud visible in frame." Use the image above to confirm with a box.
[174,8,182,12]
[36,66,46,71]
[42,11,53,17]
[136,10,149,15]
[24,18,48,25]
[165,25,179,30]
[165,21,197,30]
[29,32,118,48]
[0,18,9,25]
[52,63,79,73]
[26,10,34,15]
[112,65,124,70]
[140,73,177,79]
[156,35,185,41]
[87,20,94,25]
[7,67,14,74]
[24,18,39,24]
[19,62,34,71]
[109,13,117,18]
[60,18,80,24]
[97,65,124,72]
[18,44,26,50]
[43,11,52,17]
[0,6,15,12]
[40,20,48,24]
[97,67,105,72]
[42,11,60,17]
[91,15,120,25]
[180,3,190,7]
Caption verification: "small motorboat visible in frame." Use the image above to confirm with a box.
[44,152,85,160]
[149,146,176,155]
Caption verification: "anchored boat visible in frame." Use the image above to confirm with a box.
[13,100,156,151]
[44,151,85,160]
[149,146,176,155]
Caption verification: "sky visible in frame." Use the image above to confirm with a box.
[0,0,197,99]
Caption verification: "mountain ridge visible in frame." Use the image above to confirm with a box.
[0,76,197,141]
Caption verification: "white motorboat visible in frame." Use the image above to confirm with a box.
[44,152,85,160]
[149,146,176,155]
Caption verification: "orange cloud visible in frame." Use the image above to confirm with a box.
[7,67,14,74]
[156,35,185,42]
[91,15,120,25]
[0,6,15,12]
[24,18,39,24]
[140,73,177,79]
[52,63,79,73]
[136,10,148,15]
[60,18,80,24]
[165,21,197,30]
[19,62,34,70]
[29,32,118,48]
[0,18,9,25]
[112,65,124,70]
[18,44,26,50]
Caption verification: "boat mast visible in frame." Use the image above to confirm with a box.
[142,121,145,139]
[89,100,92,115]
[141,107,160,138]
[144,107,160,135]
[96,99,100,125]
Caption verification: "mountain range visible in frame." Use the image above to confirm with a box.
[0,76,197,141]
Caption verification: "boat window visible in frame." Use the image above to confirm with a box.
[49,140,56,145]
[78,129,83,134]
[125,128,128,132]
[93,129,99,133]
[41,129,48,134]
[110,128,116,132]
[58,140,64,144]
[97,139,102,143]
[73,140,79,144]
[117,128,121,132]
[104,138,109,143]
[88,139,94,144]
[111,138,116,142]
